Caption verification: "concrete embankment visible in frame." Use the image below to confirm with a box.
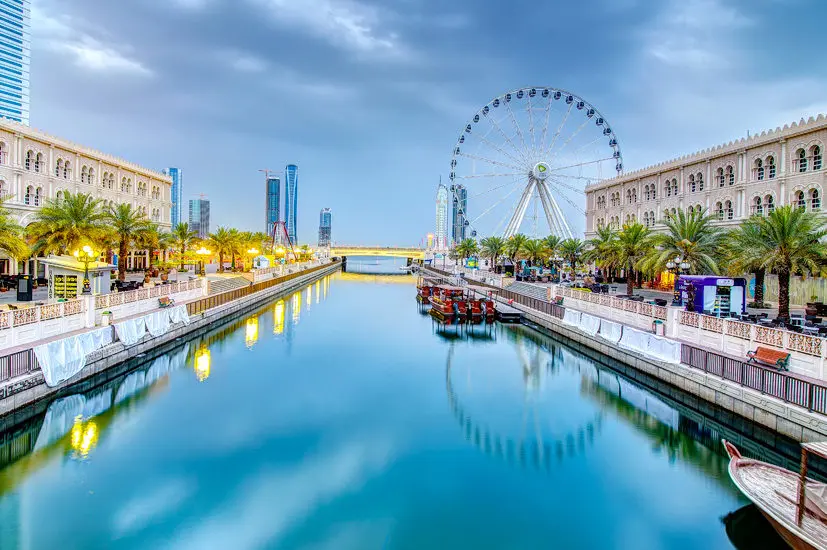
[0,262,341,426]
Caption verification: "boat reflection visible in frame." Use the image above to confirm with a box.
[723,504,788,550]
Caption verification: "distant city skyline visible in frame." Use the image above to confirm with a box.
[0,0,30,125]
[168,167,182,227]
[435,184,448,250]
[284,164,298,245]
[318,207,331,247]
[265,174,280,237]
[189,198,210,239]
[451,184,467,245]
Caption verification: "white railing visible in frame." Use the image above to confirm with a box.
[94,279,201,310]
[0,299,86,329]
[553,285,669,323]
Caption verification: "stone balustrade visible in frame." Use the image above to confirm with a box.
[551,285,668,332]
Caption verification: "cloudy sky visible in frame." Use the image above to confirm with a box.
[30,0,827,245]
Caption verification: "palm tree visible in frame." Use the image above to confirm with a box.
[227,228,244,270]
[456,238,479,264]
[171,222,197,270]
[560,238,585,276]
[730,206,827,321]
[107,203,152,281]
[585,225,618,278]
[27,191,108,255]
[0,197,27,262]
[721,224,768,308]
[505,233,529,262]
[644,208,722,276]
[613,223,653,295]
[136,224,172,271]
[479,236,506,269]
[521,239,548,266]
[208,227,236,272]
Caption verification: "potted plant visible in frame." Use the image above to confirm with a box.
[806,295,819,317]
[101,310,113,326]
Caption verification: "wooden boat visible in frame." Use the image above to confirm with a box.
[429,286,466,323]
[723,439,827,550]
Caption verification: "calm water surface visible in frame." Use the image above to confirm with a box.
[0,263,792,549]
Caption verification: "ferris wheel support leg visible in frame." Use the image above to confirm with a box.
[504,181,536,238]
[547,187,575,239]
[536,181,566,238]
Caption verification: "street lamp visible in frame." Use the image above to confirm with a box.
[72,245,96,295]
[666,256,691,306]
[196,247,211,276]
[247,247,259,271]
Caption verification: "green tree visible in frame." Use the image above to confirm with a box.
[135,224,173,271]
[521,239,548,265]
[107,203,152,281]
[208,227,236,272]
[505,233,529,262]
[27,191,108,255]
[171,222,197,271]
[455,238,479,263]
[560,238,585,276]
[613,223,653,295]
[730,206,827,321]
[644,208,722,276]
[479,236,506,269]
[0,197,27,262]
[585,225,619,276]
[721,225,768,308]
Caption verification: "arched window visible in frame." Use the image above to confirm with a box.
[764,194,775,214]
[649,210,655,225]
[689,174,696,193]
[643,212,649,226]
[665,182,671,197]
[795,190,806,210]
[0,142,6,165]
[715,201,724,220]
[632,188,637,202]
[716,167,724,187]
[108,174,114,189]
[102,172,108,188]
[55,159,62,177]
[34,187,42,206]
[24,185,31,204]
[56,190,63,201]
[767,156,776,179]
[0,180,5,199]
[672,179,678,195]
[797,149,807,172]
[25,150,32,170]
[81,166,87,184]
[813,146,823,171]
[88,168,95,185]
[651,185,656,200]
[626,189,632,204]
[121,177,127,193]
[697,172,704,191]
[811,188,821,211]
[34,153,42,173]
[726,165,734,185]
[644,185,649,201]
[63,161,70,179]
[725,200,733,220]
[753,196,763,216]
[755,158,764,181]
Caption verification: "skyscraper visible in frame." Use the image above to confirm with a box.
[0,0,30,125]
[265,176,280,236]
[284,164,298,244]
[318,208,332,247]
[451,184,467,245]
[435,183,449,250]
[168,167,182,227]
[189,198,210,239]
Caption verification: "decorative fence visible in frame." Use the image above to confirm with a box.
[0,348,39,385]
[498,288,565,320]
[0,299,85,331]
[681,344,827,414]
[554,286,669,321]
[94,279,202,310]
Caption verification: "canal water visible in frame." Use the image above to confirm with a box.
[0,264,794,549]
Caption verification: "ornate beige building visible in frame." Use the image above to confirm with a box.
[585,114,827,237]
[0,119,172,275]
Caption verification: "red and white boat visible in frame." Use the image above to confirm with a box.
[429,286,466,323]
[723,439,827,550]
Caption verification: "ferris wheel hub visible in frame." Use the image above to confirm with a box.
[532,162,550,181]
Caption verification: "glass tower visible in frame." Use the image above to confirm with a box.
[318,208,332,247]
[435,184,449,250]
[168,167,182,227]
[284,164,298,244]
[0,0,30,125]
[451,185,467,245]
[188,199,210,239]
[265,176,280,237]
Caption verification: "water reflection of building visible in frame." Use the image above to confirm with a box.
[306,285,312,311]
[245,317,259,349]
[292,291,301,325]
[194,347,211,382]
[273,300,285,335]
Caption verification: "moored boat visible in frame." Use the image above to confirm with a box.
[428,286,466,323]
[723,439,827,550]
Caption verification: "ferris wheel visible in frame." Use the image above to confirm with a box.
[449,86,623,239]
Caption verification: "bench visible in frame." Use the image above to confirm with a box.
[747,346,791,371]
[158,296,175,308]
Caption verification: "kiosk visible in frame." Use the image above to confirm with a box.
[676,275,746,315]
[39,255,116,298]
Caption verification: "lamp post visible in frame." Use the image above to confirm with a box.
[666,256,691,306]
[72,245,96,295]
[247,247,259,271]
[196,247,211,276]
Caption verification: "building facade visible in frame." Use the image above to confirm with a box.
[318,207,332,247]
[0,119,172,275]
[168,167,182,227]
[284,164,298,244]
[0,0,30,125]
[585,114,827,237]
[435,183,449,250]
[265,176,280,237]
[189,198,210,239]
[451,184,467,245]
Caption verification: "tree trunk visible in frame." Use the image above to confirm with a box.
[218,253,225,273]
[626,263,634,296]
[778,270,790,322]
[148,249,154,270]
[754,268,765,305]
[179,246,185,271]
[118,240,128,281]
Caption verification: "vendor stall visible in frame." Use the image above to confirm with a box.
[40,255,116,298]
[676,275,746,315]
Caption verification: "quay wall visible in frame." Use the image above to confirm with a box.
[0,262,341,425]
